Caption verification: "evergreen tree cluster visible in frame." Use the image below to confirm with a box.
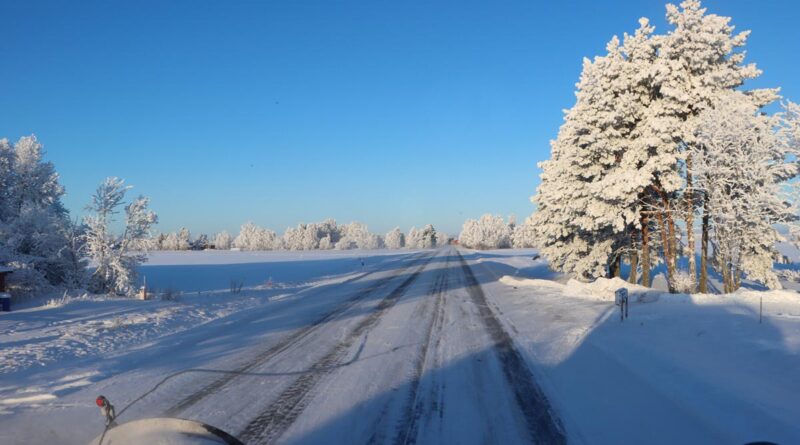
[531,1,799,292]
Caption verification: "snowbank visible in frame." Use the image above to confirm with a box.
[500,275,662,302]
[500,274,800,308]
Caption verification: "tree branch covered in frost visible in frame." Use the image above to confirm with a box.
[84,177,157,296]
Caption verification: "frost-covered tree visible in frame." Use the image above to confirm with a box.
[406,227,421,249]
[318,235,333,250]
[459,214,512,249]
[84,177,157,296]
[192,233,209,250]
[385,227,405,249]
[148,233,165,250]
[694,93,798,291]
[782,102,800,250]
[530,0,785,291]
[654,0,779,292]
[214,231,232,250]
[161,232,179,250]
[314,219,341,248]
[404,224,439,249]
[512,215,537,248]
[281,219,343,250]
[0,136,84,292]
[234,222,277,250]
[177,228,191,250]
[531,33,646,280]
[336,222,376,250]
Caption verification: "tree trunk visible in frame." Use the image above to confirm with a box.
[658,209,676,293]
[609,255,621,278]
[641,212,651,288]
[725,260,733,294]
[699,197,709,293]
[722,261,729,294]
[686,155,697,291]
[628,246,638,284]
[666,207,678,277]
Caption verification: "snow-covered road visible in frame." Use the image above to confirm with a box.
[0,248,564,444]
[2,247,799,444]
[154,248,563,444]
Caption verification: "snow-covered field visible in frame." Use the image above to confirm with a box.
[1,248,799,444]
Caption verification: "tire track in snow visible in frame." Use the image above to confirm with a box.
[166,252,431,416]
[457,250,567,444]
[238,254,436,445]
[391,252,450,445]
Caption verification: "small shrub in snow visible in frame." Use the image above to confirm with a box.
[45,291,85,308]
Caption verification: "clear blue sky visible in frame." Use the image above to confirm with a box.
[1,0,797,236]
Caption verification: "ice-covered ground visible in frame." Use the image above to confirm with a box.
[0,248,798,444]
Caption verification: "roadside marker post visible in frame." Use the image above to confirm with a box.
[615,288,629,322]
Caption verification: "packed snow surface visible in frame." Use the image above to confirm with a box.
[0,248,798,444]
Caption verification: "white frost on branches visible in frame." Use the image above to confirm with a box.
[0,136,85,293]
[385,227,405,249]
[234,222,278,251]
[214,231,232,250]
[84,177,157,296]
[529,0,796,290]
[695,94,799,289]
[459,215,512,249]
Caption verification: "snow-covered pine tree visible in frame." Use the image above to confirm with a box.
[531,1,785,291]
[532,33,644,280]
[0,136,85,292]
[84,177,157,296]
